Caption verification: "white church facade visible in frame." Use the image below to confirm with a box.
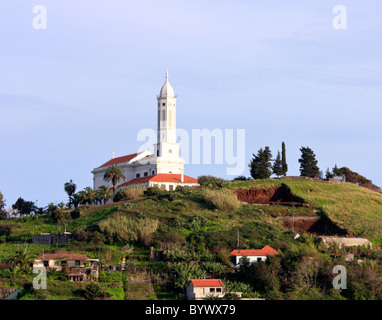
[91,72,199,192]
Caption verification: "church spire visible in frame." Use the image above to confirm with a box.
[159,70,174,98]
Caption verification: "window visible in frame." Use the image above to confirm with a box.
[169,185,174,191]
[157,150,159,156]
[169,149,172,153]
[162,103,165,106]
[216,288,222,293]
[152,170,155,175]
[43,260,49,267]
[210,288,215,293]
[144,172,148,177]
[257,257,262,262]
[136,173,140,178]
[75,260,80,266]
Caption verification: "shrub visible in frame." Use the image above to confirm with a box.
[144,187,164,197]
[200,262,227,274]
[112,190,125,202]
[203,189,241,211]
[70,209,81,219]
[187,215,209,231]
[171,263,206,290]
[99,215,158,245]
[198,175,229,189]
[0,225,12,237]
[84,283,111,300]
[223,292,241,300]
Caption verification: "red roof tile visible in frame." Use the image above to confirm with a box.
[230,245,278,257]
[36,253,92,260]
[150,174,198,184]
[191,279,224,287]
[118,174,198,187]
[99,153,139,168]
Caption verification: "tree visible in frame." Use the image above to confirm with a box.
[281,142,288,176]
[103,165,126,196]
[325,167,334,180]
[0,191,7,220]
[298,147,320,178]
[272,151,283,178]
[10,246,35,269]
[97,185,111,205]
[83,187,96,205]
[12,198,37,216]
[64,179,77,208]
[248,147,272,179]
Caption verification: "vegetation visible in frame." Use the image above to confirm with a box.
[249,146,273,179]
[104,165,126,196]
[299,146,320,178]
[203,188,241,211]
[281,142,288,177]
[1,176,382,300]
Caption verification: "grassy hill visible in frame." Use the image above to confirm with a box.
[231,178,382,244]
[1,178,382,300]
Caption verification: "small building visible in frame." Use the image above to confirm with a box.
[230,245,278,267]
[186,279,225,300]
[33,252,100,282]
[32,232,72,245]
[317,236,372,249]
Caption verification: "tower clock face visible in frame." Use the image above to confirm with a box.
[168,102,172,106]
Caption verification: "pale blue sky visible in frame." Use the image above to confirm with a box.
[0,0,381,207]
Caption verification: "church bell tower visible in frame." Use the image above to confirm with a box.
[154,71,184,174]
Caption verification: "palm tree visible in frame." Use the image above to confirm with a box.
[64,180,77,208]
[103,165,125,196]
[4,266,23,285]
[83,187,96,205]
[97,185,111,204]
[10,246,35,269]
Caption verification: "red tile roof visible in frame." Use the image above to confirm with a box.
[190,279,224,287]
[36,253,92,260]
[118,174,198,187]
[230,245,278,257]
[99,153,139,168]
[150,174,198,184]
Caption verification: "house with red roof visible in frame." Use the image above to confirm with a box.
[91,72,199,192]
[230,245,278,267]
[186,279,225,300]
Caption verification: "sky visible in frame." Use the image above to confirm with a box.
[0,0,381,207]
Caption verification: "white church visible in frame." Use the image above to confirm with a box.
[91,72,199,192]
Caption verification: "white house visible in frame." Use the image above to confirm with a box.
[186,279,225,300]
[91,71,199,192]
[230,245,278,267]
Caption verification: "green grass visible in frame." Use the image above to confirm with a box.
[231,178,382,244]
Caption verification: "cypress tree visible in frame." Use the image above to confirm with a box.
[298,146,320,178]
[281,142,288,176]
[249,146,273,179]
[272,151,283,178]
